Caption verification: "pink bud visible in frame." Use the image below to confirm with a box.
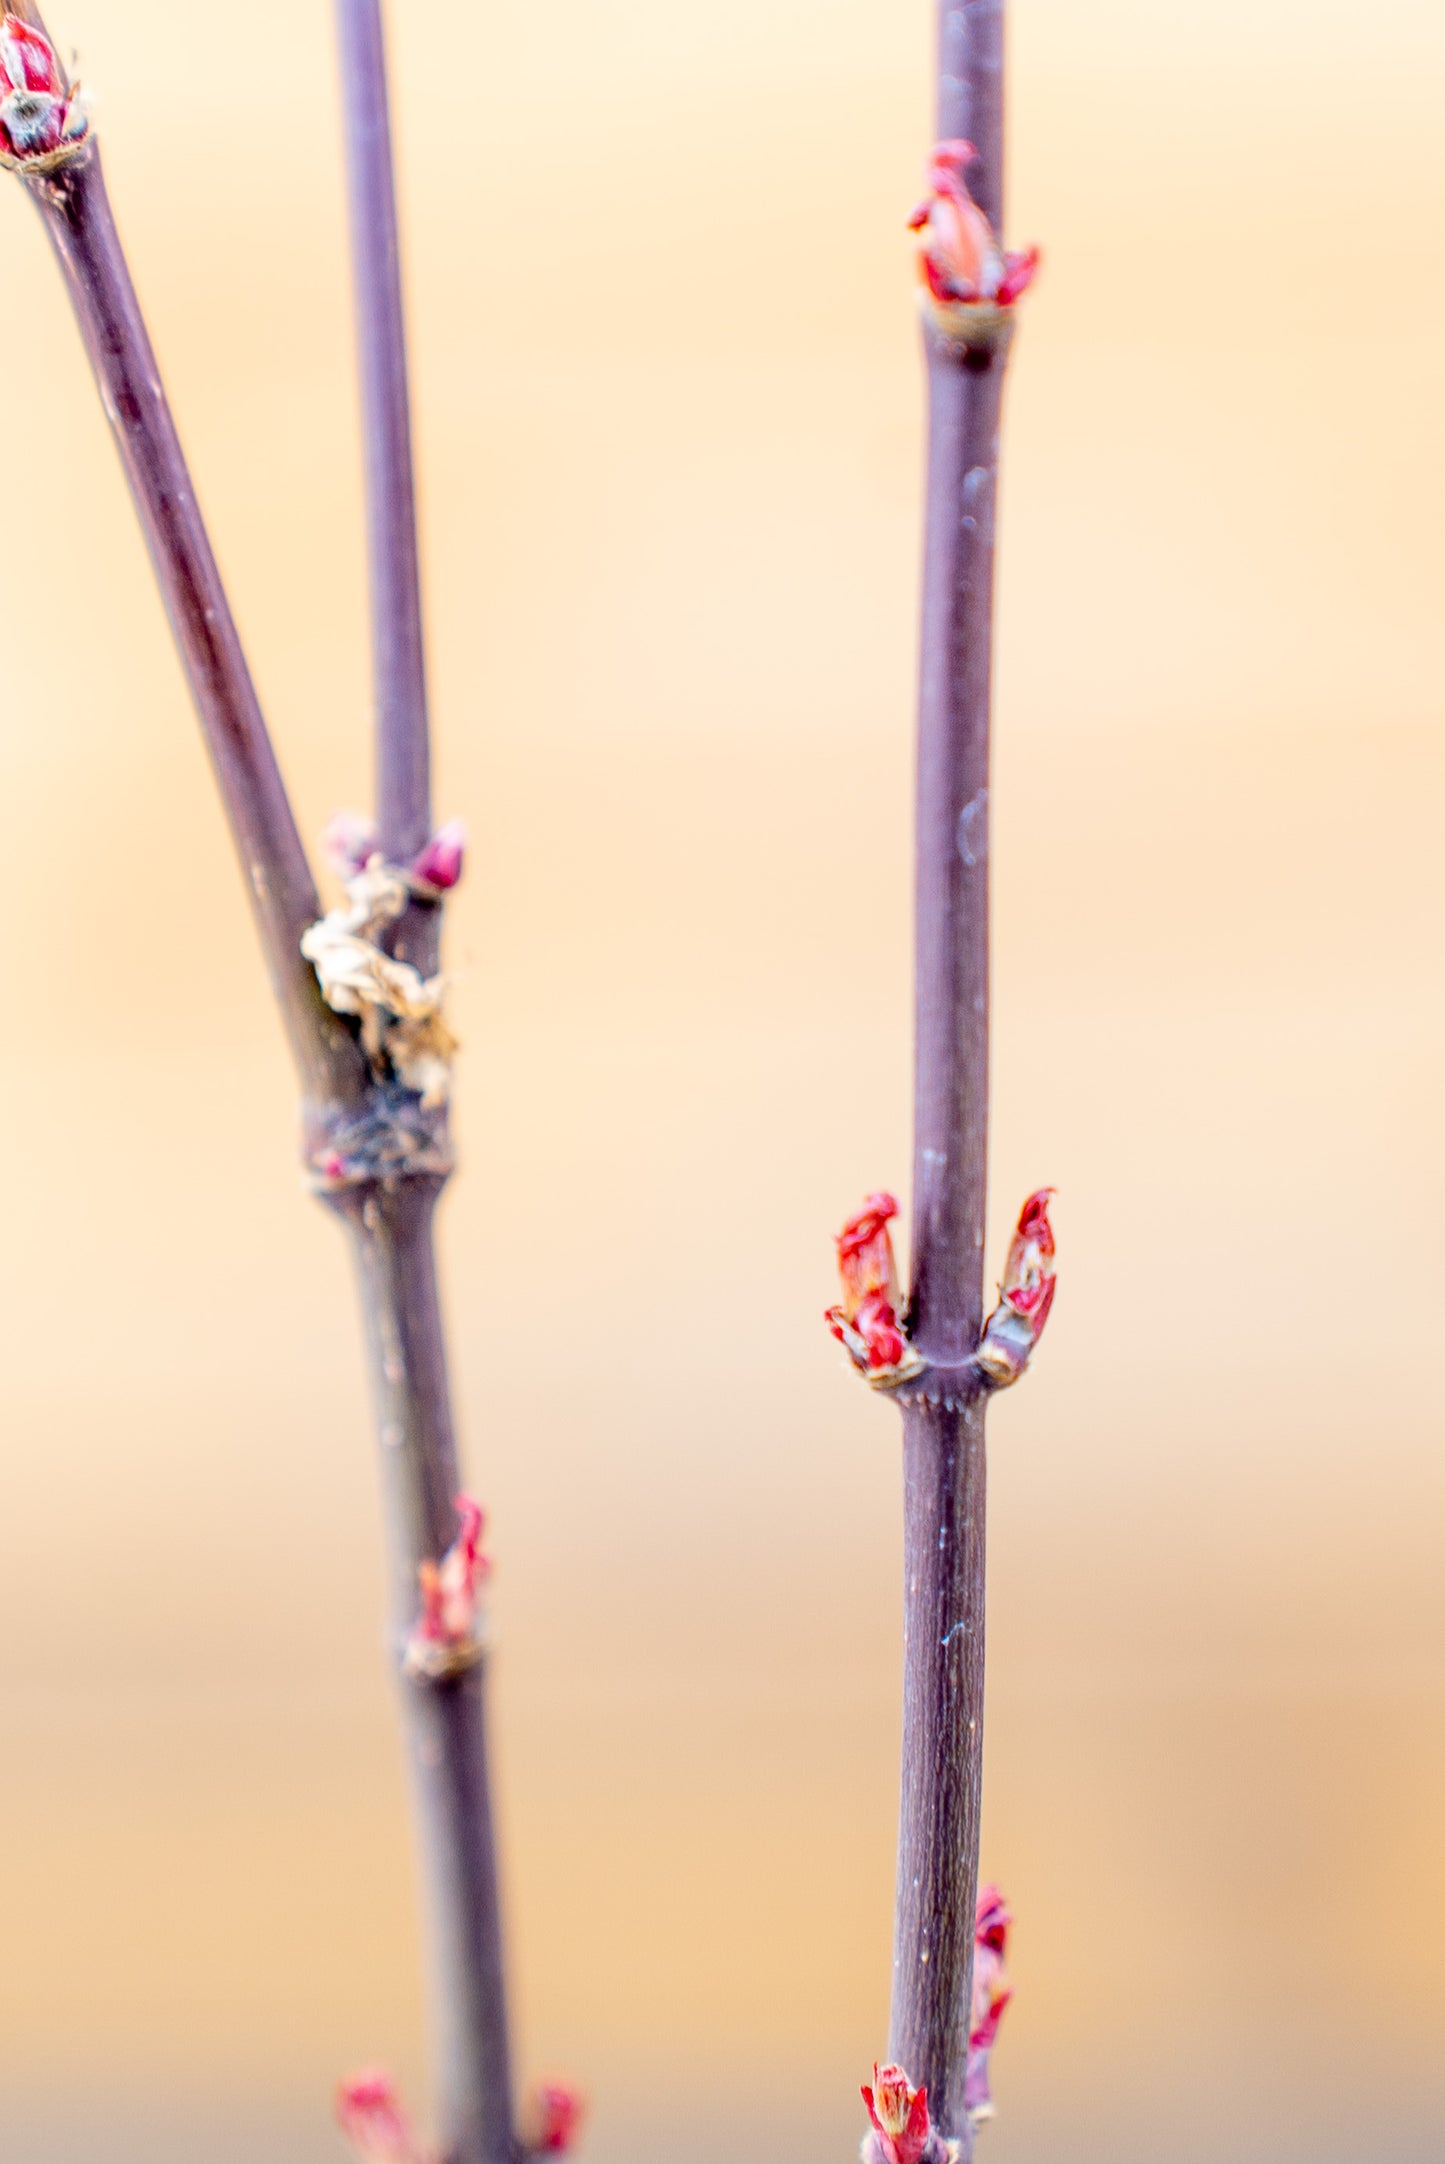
[965,1884,1014,2123]
[826,1193,923,1382]
[410,818,467,893]
[325,809,381,878]
[335,2071,430,2164]
[0,14,87,168]
[976,1188,1057,1387]
[524,2081,585,2155]
[406,1495,491,1679]
[861,2063,938,2164]
[909,140,1039,313]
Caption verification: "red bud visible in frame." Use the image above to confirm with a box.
[976,1189,1057,1386]
[861,2063,937,2164]
[405,1495,491,1680]
[411,818,466,893]
[909,141,1039,314]
[826,1193,924,1383]
[335,2071,430,2164]
[525,2081,585,2155]
[0,14,87,169]
[965,1884,1014,2123]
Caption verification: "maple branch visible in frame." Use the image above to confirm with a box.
[888,4,1016,2151]
[6,12,517,2158]
[332,9,516,2159]
[13,95,362,1121]
[338,1176,516,2164]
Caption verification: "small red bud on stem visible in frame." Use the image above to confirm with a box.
[0,11,87,172]
[964,1886,1014,2123]
[976,1190,1057,1388]
[323,809,465,896]
[523,2080,585,2155]
[335,2071,432,2164]
[410,817,466,893]
[908,140,1038,332]
[404,1493,491,1681]
[826,1192,926,1386]
[861,2063,945,2164]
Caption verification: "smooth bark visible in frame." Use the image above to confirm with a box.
[887,5,1015,2147]
[334,0,433,955]
[333,11,516,2158]
[24,146,365,1122]
[17,11,517,2154]
[339,1178,516,2164]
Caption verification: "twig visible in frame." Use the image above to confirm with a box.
[339,1175,515,2164]
[890,347,1006,2147]
[333,0,430,882]
[10,25,362,1121]
[892,3,1017,2152]
[332,7,517,2161]
[5,9,517,2158]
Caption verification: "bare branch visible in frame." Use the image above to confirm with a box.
[886,4,1026,2149]
[334,0,432,876]
[6,14,518,2158]
[12,121,364,1116]
[338,1177,517,2164]
[331,11,518,2158]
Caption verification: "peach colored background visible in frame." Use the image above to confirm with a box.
[0,0,1442,2158]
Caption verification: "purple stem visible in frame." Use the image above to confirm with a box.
[938,0,1005,230]
[332,11,517,2161]
[13,10,514,2153]
[888,3,1012,2147]
[333,0,432,882]
[337,1176,516,2164]
[20,142,365,1124]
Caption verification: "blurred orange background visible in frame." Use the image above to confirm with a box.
[0,0,1442,2158]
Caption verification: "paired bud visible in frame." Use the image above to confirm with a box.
[335,2072,431,2164]
[404,1494,491,1682]
[337,2069,581,2162]
[322,811,466,896]
[826,1193,926,1388]
[829,1188,1055,1390]
[523,2081,585,2155]
[861,2064,947,2164]
[0,13,88,172]
[976,1190,1057,1387]
[907,142,1038,321]
[965,1885,1014,2124]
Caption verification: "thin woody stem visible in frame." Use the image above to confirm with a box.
[888,2,1011,2147]
[334,0,431,882]
[11,11,513,2155]
[20,140,365,1120]
[332,10,517,2161]
[938,0,1004,229]
[337,1177,516,2164]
